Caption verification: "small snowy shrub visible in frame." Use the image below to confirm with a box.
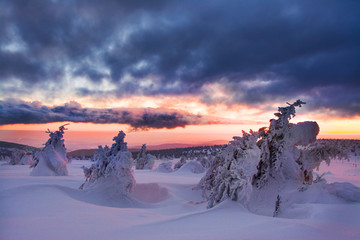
[174,156,187,170]
[20,154,33,165]
[273,195,281,217]
[136,144,156,170]
[30,124,69,176]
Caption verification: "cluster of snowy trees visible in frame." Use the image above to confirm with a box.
[136,145,226,160]
[0,144,37,165]
[313,139,360,158]
[198,100,351,213]
[6,150,33,165]
[3,99,359,212]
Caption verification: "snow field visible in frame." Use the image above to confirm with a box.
[0,158,359,240]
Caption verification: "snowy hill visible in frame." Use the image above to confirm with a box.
[0,141,39,152]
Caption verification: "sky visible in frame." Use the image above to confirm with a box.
[0,0,359,150]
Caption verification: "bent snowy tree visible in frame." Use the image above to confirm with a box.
[30,124,69,176]
[199,100,347,211]
[80,131,135,199]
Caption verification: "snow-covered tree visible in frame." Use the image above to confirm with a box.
[198,131,259,208]
[30,124,69,176]
[80,131,135,199]
[252,100,319,188]
[108,130,128,156]
[135,144,156,170]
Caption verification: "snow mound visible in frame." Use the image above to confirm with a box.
[176,161,205,174]
[78,177,141,208]
[132,183,170,203]
[156,162,173,173]
[325,182,360,202]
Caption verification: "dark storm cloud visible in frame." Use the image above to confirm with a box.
[1,0,359,116]
[0,99,216,129]
[0,52,45,82]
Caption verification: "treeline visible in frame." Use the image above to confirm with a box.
[132,144,228,159]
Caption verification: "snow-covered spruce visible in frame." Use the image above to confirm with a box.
[30,124,69,176]
[80,131,135,200]
[199,100,350,211]
[135,144,156,170]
